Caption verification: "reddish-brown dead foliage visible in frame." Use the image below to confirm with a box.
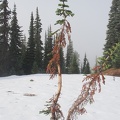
[67,67,105,120]
[46,20,71,79]
[46,19,72,119]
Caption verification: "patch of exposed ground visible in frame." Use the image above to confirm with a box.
[103,68,120,77]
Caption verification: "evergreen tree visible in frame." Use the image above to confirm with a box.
[85,61,91,74]
[103,0,120,68]
[60,46,65,73]
[43,26,53,72]
[32,61,39,74]
[0,0,11,76]
[21,34,27,74]
[69,51,80,74]
[104,0,119,50]
[9,4,23,75]
[66,39,73,74]
[81,53,87,74]
[33,7,43,73]
[81,53,91,74]
[23,12,35,74]
[43,31,47,72]
[21,35,27,58]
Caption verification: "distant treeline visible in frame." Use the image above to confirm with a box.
[0,0,91,76]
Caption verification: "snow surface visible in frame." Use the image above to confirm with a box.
[0,74,120,120]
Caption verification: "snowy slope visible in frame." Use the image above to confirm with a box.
[0,74,120,120]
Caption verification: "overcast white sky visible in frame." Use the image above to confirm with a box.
[8,0,112,67]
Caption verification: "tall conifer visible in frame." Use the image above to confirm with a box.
[0,0,11,76]
[81,53,90,74]
[103,0,120,68]
[66,39,73,73]
[43,26,53,72]
[21,35,27,73]
[60,46,65,73]
[69,51,80,74]
[33,7,43,73]
[9,4,23,75]
[23,12,35,74]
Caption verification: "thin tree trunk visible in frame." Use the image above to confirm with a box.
[51,64,62,120]
[55,64,62,102]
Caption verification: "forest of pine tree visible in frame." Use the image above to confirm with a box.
[0,0,92,76]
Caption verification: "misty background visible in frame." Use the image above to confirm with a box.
[9,0,112,67]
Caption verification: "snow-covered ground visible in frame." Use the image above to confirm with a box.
[0,74,120,120]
